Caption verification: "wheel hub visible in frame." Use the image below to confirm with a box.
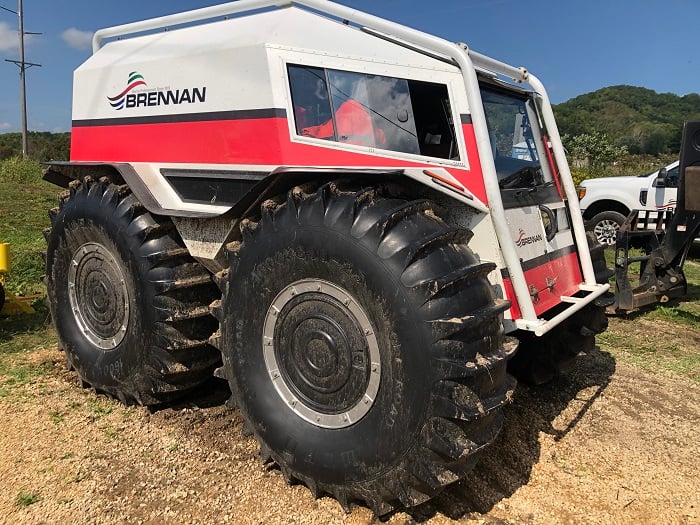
[263,279,380,429]
[67,242,129,350]
[594,219,620,245]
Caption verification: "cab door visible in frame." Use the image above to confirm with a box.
[649,163,679,214]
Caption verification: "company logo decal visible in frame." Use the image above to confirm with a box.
[108,72,147,110]
[656,200,677,211]
[107,72,207,111]
[515,228,543,247]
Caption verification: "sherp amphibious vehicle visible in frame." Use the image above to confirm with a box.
[42,0,615,514]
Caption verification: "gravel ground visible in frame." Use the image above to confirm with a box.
[0,341,698,525]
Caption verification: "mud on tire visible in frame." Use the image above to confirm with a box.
[213,180,517,514]
[45,176,220,405]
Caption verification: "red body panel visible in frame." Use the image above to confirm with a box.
[502,251,583,319]
[70,117,488,203]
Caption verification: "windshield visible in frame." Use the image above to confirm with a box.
[481,85,551,190]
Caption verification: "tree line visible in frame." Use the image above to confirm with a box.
[0,132,70,162]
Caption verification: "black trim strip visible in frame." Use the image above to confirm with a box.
[165,176,261,207]
[161,168,268,181]
[72,108,287,128]
[460,114,472,125]
[500,244,577,279]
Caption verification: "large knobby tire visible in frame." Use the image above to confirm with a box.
[587,210,627,247]
[507,232,612,385]
[214,181,517,514]
[45,176,220,405]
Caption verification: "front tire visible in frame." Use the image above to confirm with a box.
[45,176,220,405]
[588,210,627,247]
[215,181,517,514]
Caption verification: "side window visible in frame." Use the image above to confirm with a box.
[666,166,679,188]
[287,64,459,160]
[288,65,333,138]
[327,70,419,153]
[408,80,459,160]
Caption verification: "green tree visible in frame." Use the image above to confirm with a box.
[563,131,628,169]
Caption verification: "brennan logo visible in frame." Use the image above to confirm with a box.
[107,72,206,111]
[515,228,543,247]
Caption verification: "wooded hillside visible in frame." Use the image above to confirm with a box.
[553,85,700,155]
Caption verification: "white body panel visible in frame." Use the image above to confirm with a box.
[73,9,460,123]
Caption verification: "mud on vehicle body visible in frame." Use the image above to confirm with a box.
[42,0,613,515]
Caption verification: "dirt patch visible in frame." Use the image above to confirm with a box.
[0,343,698,524]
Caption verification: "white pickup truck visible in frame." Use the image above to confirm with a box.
[577,160,679,245]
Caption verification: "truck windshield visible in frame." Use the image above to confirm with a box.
[481,85,549,190]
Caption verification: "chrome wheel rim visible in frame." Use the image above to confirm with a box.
[594,219,620,245]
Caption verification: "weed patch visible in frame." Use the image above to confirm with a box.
[15,491,41,507]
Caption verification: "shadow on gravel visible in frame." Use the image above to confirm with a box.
[150,377,232,412]
[410,346,617,522]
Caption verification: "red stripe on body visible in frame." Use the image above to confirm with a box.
[501,251,583,320]
[70,118,488,203]
[459,123,486,202]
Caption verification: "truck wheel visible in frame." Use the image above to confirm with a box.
[45,176,220,405]
[588,210,627,246]
[508,233,611,385]
[214,181,517,514]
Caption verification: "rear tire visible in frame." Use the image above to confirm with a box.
[214,181,517,514]
[588,210,626,247]
[45,176,220,405]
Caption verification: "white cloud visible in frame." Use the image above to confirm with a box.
[0,21,18,52]
[0,122,12,131]
[61,28,93,51]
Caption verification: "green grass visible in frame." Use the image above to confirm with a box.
[0,306,56,398]
[599,244,700,383]
[0,162,58,295]
[85,398,114,420]
[15,491,41,507]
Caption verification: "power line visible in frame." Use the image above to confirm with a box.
[2,0,42,158]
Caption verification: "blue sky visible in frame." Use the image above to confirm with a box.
[0,0,698,133]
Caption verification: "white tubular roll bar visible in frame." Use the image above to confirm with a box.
[527,74,597,286]
[92,0,294,52]
[92,0,603,328]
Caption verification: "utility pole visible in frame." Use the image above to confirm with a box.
[2,0,41,158]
